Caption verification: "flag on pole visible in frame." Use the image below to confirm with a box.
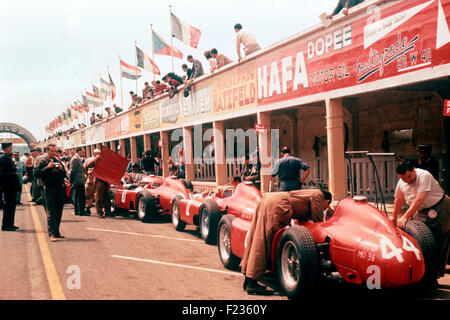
[100,78,110,100]
[120,59,142,80]
[74,100,84,113]
[85,91,103,107]
[82,95,90,112]
[152,30,183,58]
[136,46,161,75]
[108,73,116,101]
[170,13,201,48]
[92,84,100,98]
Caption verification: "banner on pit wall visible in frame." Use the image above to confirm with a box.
[142,103,161,130]
[129,109,143,133]
[160,95,181,126]
[93,123,104,143]
[180,83,212,121]
[256,0,450,106]
[211,61,258,115]
[119,113,130,135]
[104,116,120,140]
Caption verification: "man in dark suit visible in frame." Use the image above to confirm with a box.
[70,147,87,216]
[0,141,20,231]
[35,143,67,241]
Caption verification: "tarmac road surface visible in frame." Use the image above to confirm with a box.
[0,186,448,302]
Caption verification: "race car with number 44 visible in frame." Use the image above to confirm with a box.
[218,195,435,299]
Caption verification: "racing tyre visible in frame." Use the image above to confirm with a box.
[218,215,240,270]
[277,225,319,299]
[404,220,437,286]
[136,193,156,223]
[110,190,121,213]
[199,199,221,245]
[172,196,187,231]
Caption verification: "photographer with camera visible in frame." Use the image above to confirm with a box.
[35,143,67,241]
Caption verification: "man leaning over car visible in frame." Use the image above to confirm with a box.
[241,189,331,295]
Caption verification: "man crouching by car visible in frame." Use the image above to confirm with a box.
[241,189,332,295]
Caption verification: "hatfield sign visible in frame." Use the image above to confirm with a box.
[256,0,450,105]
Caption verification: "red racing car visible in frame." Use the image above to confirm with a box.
[128,176,194,222]
[172,182,262,244]
[110,175,164,220]
[217,195,435,299]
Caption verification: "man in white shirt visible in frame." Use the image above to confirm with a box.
[393,161,449,284]
[234,23,261,61]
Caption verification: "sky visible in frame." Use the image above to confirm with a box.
[0,0,333,142]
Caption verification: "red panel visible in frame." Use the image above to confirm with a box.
[91,146,129,186]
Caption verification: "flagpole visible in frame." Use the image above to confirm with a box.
[169,5,175,73]
[99,73,102,117]
[107,66,112,109]
[119,54,124,109]
[150,24,156,82]
[134,40,138,95]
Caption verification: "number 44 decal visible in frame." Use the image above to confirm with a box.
[379,235,422,263]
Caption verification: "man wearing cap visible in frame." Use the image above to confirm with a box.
[84,149,111,218]
[413,144,440,182]
[83,149,101,216]
[393,161,450,288]
[0,141,20,231]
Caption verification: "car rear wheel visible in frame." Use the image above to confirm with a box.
[277,225,319,300]
[137,194,156,222]
[404,220,437,286]
[218,215,240,270]
[199,199,221,245]
[172,196,186,231]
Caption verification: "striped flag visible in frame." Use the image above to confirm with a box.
[74,100,84,113]
[120,59,142,80]
[92,84,100,98]
[82,95,90,111]
[100,78,110,100]
[85,91,103,107]
[108,73,116,101]
[152,30,183,59]
[170,13,201,48]
[136,46,161,75]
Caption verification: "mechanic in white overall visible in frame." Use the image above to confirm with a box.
[392,161,450,288]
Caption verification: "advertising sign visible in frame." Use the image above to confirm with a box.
[211,61,258,114]
[160,96,181,126]
[180,83,213,121]
[142,103,161,130]
[256,0,450,106]
[129,109,143,133]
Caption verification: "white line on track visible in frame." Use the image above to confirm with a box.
[86,227,204,243]
[111,254,243,277]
